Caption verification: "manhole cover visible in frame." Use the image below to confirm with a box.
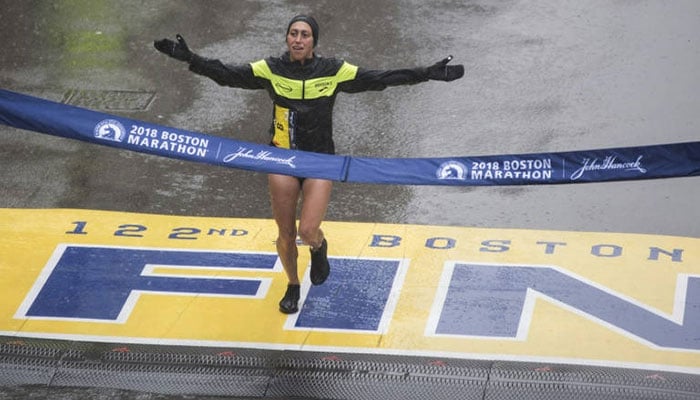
[64,89,156,111]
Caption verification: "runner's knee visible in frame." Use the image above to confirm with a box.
[298,225,321,248]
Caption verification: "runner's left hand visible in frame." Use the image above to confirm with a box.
[426,55,464,81]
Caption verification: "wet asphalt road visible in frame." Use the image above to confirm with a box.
[1,0,699,237]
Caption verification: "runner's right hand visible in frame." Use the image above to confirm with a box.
[154,34,194,62]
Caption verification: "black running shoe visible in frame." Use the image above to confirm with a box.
[279,284,300,314]
[310,239,330,285]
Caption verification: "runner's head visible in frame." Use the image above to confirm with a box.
[286,15,318,63]
[286,14,319,48]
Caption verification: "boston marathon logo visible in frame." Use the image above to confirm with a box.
[94,119,210,157]
[94,119,126,142]
[437,158,554,182]
[437,161,468,180]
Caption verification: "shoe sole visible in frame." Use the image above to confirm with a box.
[279,305,298,314]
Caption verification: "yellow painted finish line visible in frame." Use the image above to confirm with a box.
[0,208,698,374]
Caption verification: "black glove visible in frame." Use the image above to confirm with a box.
[154,34,194,62]
[426,55,464,82]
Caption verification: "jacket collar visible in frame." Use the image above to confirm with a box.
[282,51,318,68]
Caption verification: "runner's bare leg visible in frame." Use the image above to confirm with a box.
[268,174,302,284]
[298,178,332,250]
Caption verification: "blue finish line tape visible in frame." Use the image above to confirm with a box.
[1,89,699,186]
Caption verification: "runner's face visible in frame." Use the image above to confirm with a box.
[286,21,314,62]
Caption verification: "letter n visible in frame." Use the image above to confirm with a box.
[426,262,700,351]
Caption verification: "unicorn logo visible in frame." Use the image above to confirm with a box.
[94,119,126,142]
[436,161,468,180]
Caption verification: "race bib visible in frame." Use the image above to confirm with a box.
[272,104,296,149]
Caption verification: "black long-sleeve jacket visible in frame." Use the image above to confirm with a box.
[189,52,429,154]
